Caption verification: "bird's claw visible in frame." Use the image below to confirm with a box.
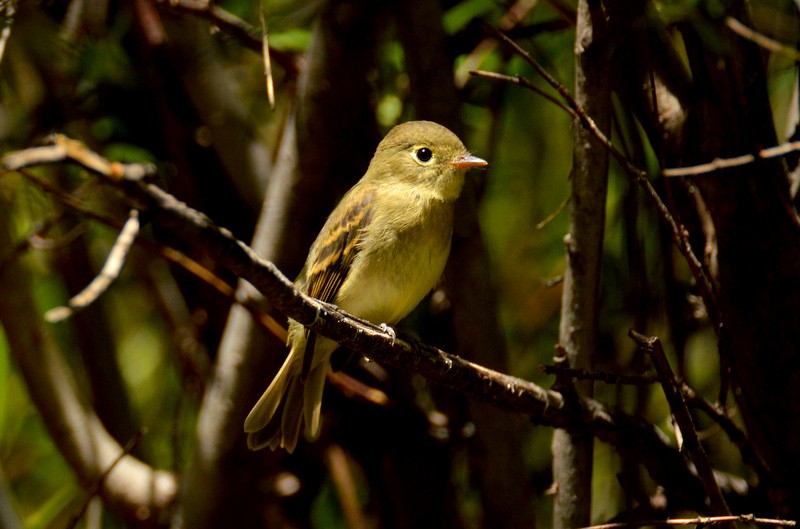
[380,323,396,344]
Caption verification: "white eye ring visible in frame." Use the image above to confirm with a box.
[411,147,434,164]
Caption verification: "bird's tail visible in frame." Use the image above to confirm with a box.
[244,334,331,452]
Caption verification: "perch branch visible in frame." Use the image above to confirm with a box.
[2,138,731,511]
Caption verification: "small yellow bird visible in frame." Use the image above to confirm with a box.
[244,120,487,452]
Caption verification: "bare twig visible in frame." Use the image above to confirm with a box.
[3,138,725,512]
[454,0,538,87]
[663,141,800,177]
[552,3,611,524]
[541,363,658,385]
[629,331,731,518]
[259,7,275,110]
[471,70,575,117]
[1,137,568,421]
[725,17,800,60]
[0,0,16,65]
[579,514,796,529]
[477,28,721,334]
[10,165,287,341]
[154,0,298,74]
[65,429,147,529]
[2,134,155,182]
[0,216,68,277]
[680,382,772,480]
[325,445,369,529]
[45,209,140,323]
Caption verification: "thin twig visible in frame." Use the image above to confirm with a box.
[579,514,796,529]
[0,215,67,277]
[325,445,369,529]
[155,0,298,74]
[65,429,147,529]
[725,17,800,60]
[4,137,741,511]
[680,382,771,479]
[2,134,155,182]
[540,364,658,385]
[45,209,140,323]
[475,28,721,333]
[259,6,275,110]
[629,331,731,518]
[663,141,800,177]
[0,0,15,65]
[9,166,286,341]
[471,70,576,117]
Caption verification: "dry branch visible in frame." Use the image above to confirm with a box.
[630,331,730,517]
[1,137,734,513]
[45,209,140,323]
[579,514,795,529]
[474,28,721,333]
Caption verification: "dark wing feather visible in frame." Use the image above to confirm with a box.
[300,185,375,380]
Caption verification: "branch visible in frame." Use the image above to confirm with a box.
[629,331,731,517]
[2,138,726,511]
[474,28,721,334]
[12,164,286,342]
[153,0,298,74]
[2,137,568,420]
[579,514,796,529]
[45,209,140,323]
[540,364,658,385]
[680,382,772,482]
[662,141,800,177]
[724,17,800,60]
[552,1,611,525]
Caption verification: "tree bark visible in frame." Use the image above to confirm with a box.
[553,0,610,527]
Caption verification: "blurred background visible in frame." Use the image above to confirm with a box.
[0,0,797,527]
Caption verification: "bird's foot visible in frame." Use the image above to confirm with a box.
[379,323,396,344]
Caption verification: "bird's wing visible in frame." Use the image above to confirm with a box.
[300,184,376,379]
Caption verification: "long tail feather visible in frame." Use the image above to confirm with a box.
[244,348,298,433]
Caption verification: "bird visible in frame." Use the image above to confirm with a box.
[243,120,487,452]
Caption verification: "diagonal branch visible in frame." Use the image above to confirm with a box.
[471,31,721,333]
[630,331,731,518]
[2,139,726,511]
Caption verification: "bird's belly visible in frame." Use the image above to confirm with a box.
[336,239,449,325]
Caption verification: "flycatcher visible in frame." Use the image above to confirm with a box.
[244,120,487,452]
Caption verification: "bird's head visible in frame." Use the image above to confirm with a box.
[365,120,487,201]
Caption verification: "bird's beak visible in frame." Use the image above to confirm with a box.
[450,153,488,169]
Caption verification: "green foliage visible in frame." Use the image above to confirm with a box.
[1,0,798,526]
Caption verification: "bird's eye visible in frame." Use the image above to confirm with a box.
[414,147,433,163]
